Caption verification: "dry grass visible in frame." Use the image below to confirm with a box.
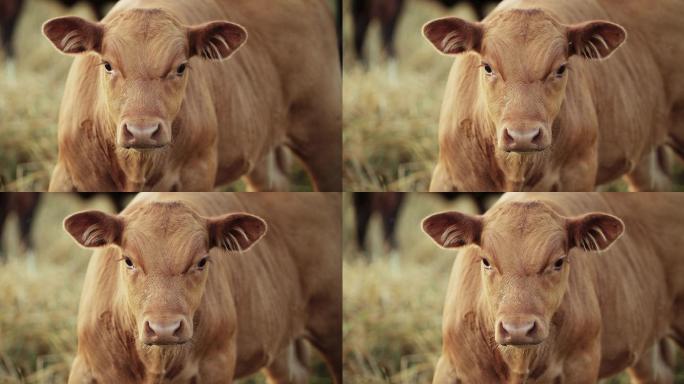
[341,0,684,192]
[0,0,315,192]
[0,193,331,383]
[342,193,684,383]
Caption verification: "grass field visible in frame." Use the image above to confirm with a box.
[0,0,315,192]
[342,193,684,383]
[341,0,684,192]
[0,194,331,383]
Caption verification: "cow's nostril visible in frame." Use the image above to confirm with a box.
[531,129,542,145]
[526,321,537,337]
[144,320,155,337]
[123,124,134,141]
[503,128,514,145]
[173,321,183,337]
[151,124,162,141]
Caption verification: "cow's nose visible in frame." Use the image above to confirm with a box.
[119,118,168,149]
[143,318,185,345]
[496,318,543,346]
[502,127,544,152]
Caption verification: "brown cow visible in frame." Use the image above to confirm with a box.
[63,192,342,383]
[43,0,341,192]
[422,192,684,383]
[423,0,684,192]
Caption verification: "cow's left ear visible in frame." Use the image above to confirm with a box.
[567,20,626,60]
[567,212,624,252]
[423,17,483,55]
[207,213,267,253]
[188,21,247,61]
[422,211,483,249]
[64,210,123,248]
[42,16,104,55]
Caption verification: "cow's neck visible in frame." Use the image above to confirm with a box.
[91,101,169,191]
[476,303,548,382]
[474,103,550,191]
[112,146,168,191]
[494,150,550,191]
[113,290,195,382]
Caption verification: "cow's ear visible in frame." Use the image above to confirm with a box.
[42,16,104,55]
[423,17,483,55]
[64,210,123,248]
[188,21,247,61]
[422,211,482,249]
[567,213,624,252]
[207,213,267,252]
[567,20,626,60]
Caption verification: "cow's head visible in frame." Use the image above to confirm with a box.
[43,9,246,150]
[422,200,624,346]
[64,201,266,346]
[423,9,626,152]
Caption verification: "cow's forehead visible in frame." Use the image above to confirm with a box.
[123,202,206,237]
[102,9,188,70]
[482,9,568,74]
[483,201,566,241]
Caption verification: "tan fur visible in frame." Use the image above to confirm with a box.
[46,0,341,192]
[424,193,684,383]
[65,193,342,383]
[426,0,684,191]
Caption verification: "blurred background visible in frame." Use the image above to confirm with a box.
[342,192,684,383]
[0,192,331,383]
[0,0,342,192]
[341,0,684,191]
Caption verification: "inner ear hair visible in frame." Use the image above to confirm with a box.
[42,16,104,55]
[422,211,483,249]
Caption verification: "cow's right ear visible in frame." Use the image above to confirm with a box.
[207,213,267,253]
[423,17,483,55]
[42,16,104,55]
[422,211,482,249]
[64,210,123,248]
[188,21,247,61]
[567,212,624,252]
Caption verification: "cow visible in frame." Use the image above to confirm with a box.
[351,0,495,67]
[63,192,342,383]
[423,0,684,192]
[42,0,341,192]
[422,192,684,383]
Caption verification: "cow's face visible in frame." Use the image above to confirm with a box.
[43,9,246,150]
[423,10,626,152]
[64,202,266,346]
[423,201,623,346]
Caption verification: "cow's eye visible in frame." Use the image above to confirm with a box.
[483,63,493,75]
[553,257,565,271]
[555,64,567,77]
[197,256,208,269]
[123,256,134,269]
[481,258,491,269]
[103,61,113,74]
[176,63,187,76]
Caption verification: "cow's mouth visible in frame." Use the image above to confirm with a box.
[503,146,548,154]
[142,339,189,346]
[120,143,168,150]
[498,340,544,347]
